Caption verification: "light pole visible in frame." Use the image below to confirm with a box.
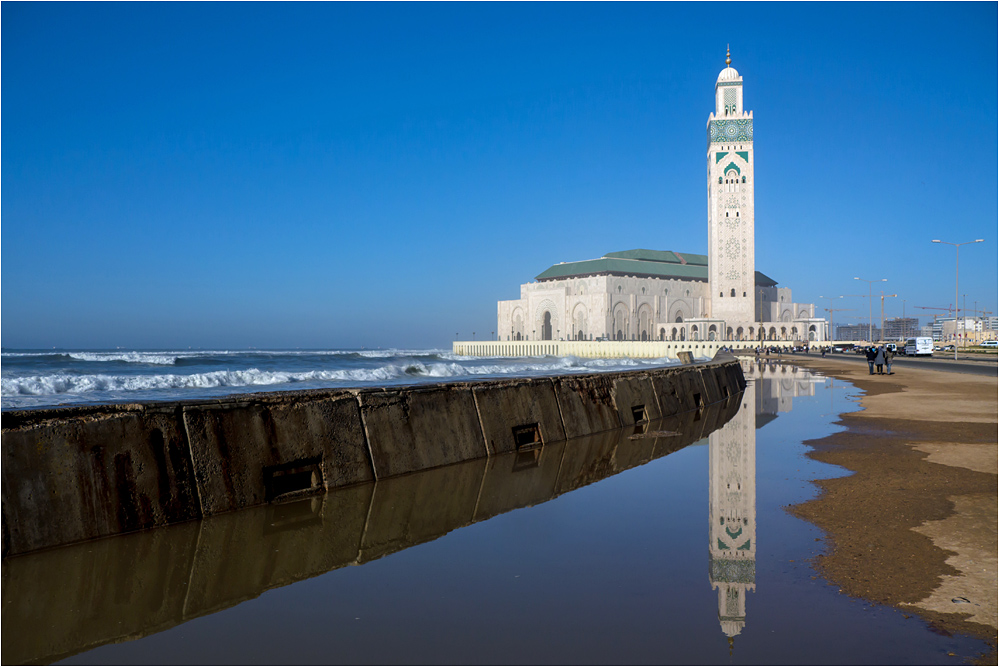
[854,277,887,343]
[933,239,984,360]
[880,292,897,341]
[819,295,844,341]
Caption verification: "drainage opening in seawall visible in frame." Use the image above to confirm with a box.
[264,457,324,502]
[631,404,647,423]
[512,423,542,450]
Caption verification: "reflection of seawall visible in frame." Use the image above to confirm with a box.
[2,358,745,556]
[707,360,828,642]
[2,398,742,666]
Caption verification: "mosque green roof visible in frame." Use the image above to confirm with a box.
[534,249,778,286]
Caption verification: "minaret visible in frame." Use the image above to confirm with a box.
[707,47,755,327]
[708,363,756,640]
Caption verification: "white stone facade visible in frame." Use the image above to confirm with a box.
[496,54,826,344]
[498,274,706,342]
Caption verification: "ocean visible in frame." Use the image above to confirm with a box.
[0,348,688,411]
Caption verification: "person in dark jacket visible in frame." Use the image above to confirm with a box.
[874,345,886,374]
[884,346,894,375]
[865,346,876,374]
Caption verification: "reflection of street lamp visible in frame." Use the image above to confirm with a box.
[854,277,887,342]
[933,239,984,360]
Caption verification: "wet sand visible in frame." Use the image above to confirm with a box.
[765,354,997,663]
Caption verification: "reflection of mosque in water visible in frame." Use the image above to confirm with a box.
[708,360,825,645]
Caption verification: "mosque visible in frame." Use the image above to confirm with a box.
[497,52,826,344]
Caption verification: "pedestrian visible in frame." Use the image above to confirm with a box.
[821,347,827,358]
[884,346,894,375]
[865,345,876,374]
[875,345,885,375]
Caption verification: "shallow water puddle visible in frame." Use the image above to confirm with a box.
[2,361,990,664]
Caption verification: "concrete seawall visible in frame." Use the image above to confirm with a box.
[1,356,746,557]
[2,396,742,665]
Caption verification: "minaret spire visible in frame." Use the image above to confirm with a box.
[726,45,731,67]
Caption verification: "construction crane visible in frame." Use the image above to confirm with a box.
[914,305,954,316]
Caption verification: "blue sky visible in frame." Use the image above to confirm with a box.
[3,2,996,349]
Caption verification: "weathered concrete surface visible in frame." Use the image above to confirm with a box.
[472,378,566,455]
[0,392,742,665]
[357,385,487,479]
[183,392,372,514]
[1,405,200,556]
[553,374,621,439]
[2,359,745,557]
[611,374,662,425]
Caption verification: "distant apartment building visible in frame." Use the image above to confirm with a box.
[836,324,880,341]
[939,317,993,343]
[882,317,919,341]
[919,325,933,338]
[931,319,945,341]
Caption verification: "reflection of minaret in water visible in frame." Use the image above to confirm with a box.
[708,377,757,646]
[708,360,825,647]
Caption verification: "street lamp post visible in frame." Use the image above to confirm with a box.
[880,292,897,341]
[854,277,887,343]
[818,295,845,342]
[932,239,984,361]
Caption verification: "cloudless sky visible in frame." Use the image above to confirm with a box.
[3,2,996,349]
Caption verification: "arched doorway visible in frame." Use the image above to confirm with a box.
[542,312,553,340]
[691,325,699,341]
[659,327,666,341]
[671,327,678,341]
[737,326,744,340]
[708,324,717,341]
[680,328,686,341]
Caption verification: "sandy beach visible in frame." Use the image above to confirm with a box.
[766,353,997,662]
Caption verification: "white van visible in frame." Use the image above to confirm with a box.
[904,337,933,356]
[981,340,998,348]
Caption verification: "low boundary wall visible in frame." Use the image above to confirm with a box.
[1,356,746,557]
[452,339,867,358]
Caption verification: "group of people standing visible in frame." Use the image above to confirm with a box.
[865,345,894,375]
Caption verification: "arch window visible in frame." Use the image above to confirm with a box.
[730,288,736,297]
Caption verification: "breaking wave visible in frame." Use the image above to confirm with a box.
[2,355,678,398]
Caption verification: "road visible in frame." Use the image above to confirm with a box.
[745,350,998,377]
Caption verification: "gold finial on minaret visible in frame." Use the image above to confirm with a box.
[726,45,731,66]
